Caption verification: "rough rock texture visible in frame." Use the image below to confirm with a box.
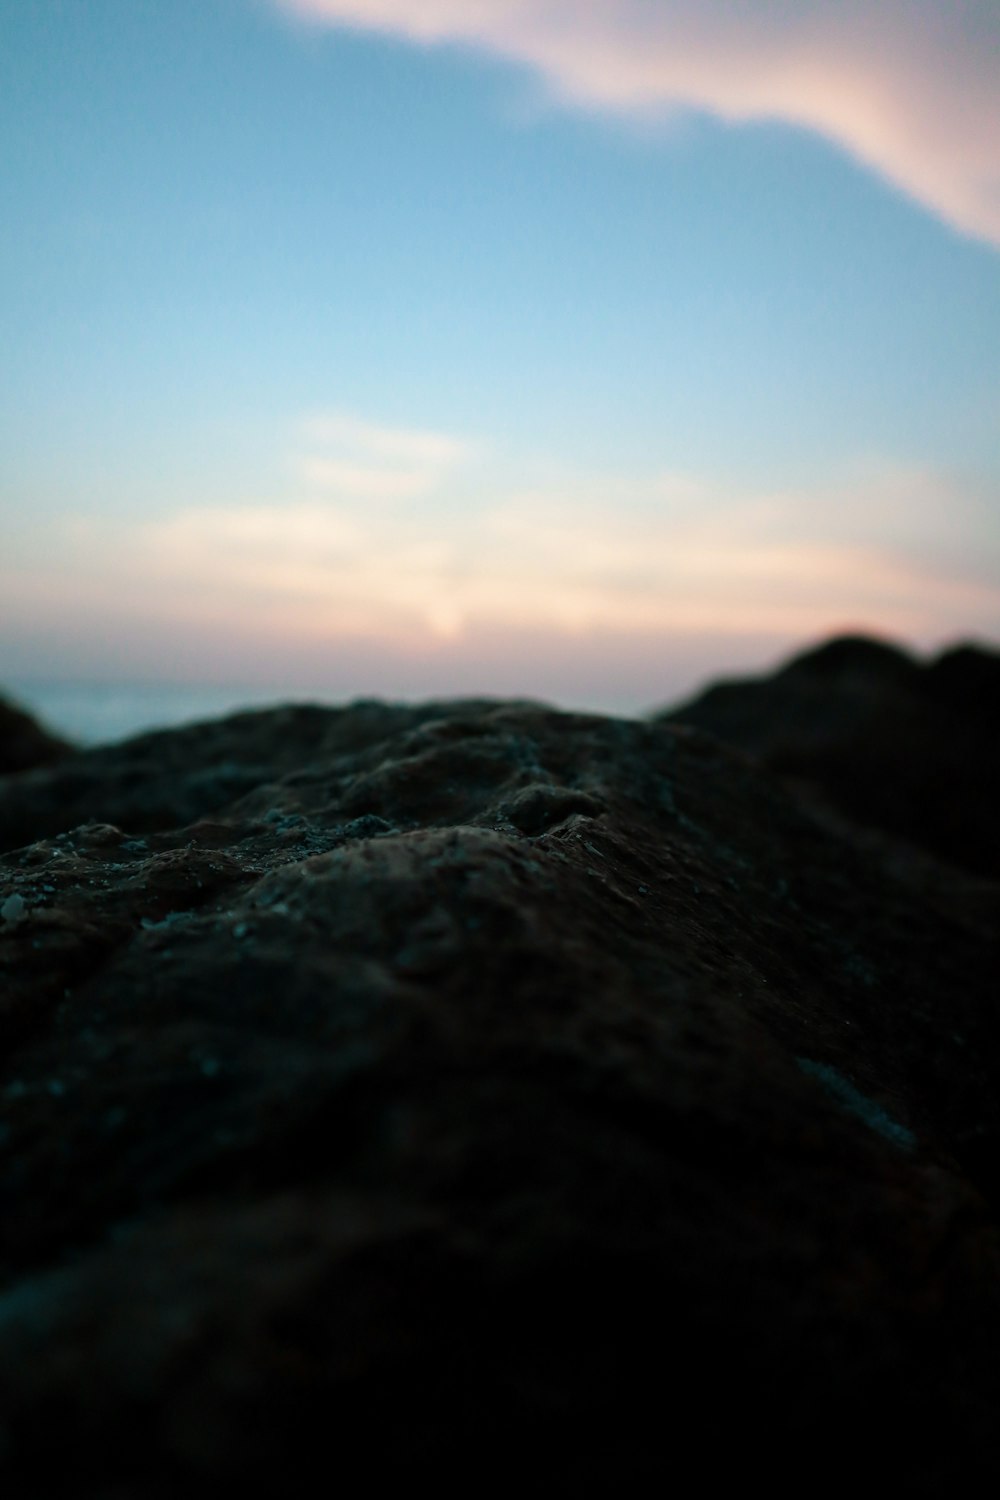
[0,699,515,856]
[660,634,1000,877]
[0,692,999,1493]
[0,693,72,775]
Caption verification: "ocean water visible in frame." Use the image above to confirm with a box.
[8,663,696,749]
[8,680,310,748]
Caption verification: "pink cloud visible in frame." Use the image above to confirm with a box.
[9,467,995,659]
[275,0,1000,247]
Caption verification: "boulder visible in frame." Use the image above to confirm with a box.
[660,634,1000,877]
[0,693,998,1492]
[0,694,72,775]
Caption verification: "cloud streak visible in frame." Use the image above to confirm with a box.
[26,463,995,651]
[275,0,1000,247]
[5,454,996,708]
[294,409,476,501]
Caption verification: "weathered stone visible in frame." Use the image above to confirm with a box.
[0,688,997,1492]
[0,699,539,856]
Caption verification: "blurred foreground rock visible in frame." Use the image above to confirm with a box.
[0,688,998,1492]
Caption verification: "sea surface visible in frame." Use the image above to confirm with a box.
[8,680,309,748]
[7,675,664,749]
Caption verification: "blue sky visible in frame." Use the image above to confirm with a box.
[2,0,998,711]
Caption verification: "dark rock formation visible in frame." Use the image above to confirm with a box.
[0,698,541,857]
[0,691,998,1492]
[0,693,72,775]
[660,634,1000,877]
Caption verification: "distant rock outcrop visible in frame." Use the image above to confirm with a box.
[0,694,72,775]
[0,684,998,1491]
[660,634,1000,877]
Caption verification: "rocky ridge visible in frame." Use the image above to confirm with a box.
[0,670,998,1491]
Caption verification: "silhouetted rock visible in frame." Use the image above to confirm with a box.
[0,695,998,1492]
[660,634,1000,877]
[781,632,920,686]
[926,644,1000,728]
[0,694,72,774]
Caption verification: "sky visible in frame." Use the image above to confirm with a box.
[2,0,998,716]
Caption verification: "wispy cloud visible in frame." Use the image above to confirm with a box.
[298,460,437,501]
[300,411,474,468]
[5,431,995,702]
[294,409,476,501]
[30,453,994,650]
[274,0,1000,247]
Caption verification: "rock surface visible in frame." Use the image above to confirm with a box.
[0,687,998,1492]
[660,634,1000,877]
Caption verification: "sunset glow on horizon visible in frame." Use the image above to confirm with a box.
[2,0,998,715]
